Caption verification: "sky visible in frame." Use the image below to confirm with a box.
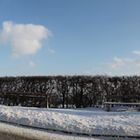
[0,0,140,76]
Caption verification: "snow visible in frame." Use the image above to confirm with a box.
[0,122,97,140]
[0,105,139,137]
[0,122,137,140]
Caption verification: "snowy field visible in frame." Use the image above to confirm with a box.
[0,105,139,138]
[0,122,138,140]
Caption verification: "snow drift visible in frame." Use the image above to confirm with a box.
[0,105,139,137]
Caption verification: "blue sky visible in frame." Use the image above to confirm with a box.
[0,0,140,76]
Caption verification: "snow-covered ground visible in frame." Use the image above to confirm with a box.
[0,122,138,140]
[0,122,98,140]
[0,105,139,137]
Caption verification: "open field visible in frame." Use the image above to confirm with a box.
[0,122,139,140]
[0,105,139,137]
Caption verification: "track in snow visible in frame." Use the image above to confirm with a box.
[0,120,139,139]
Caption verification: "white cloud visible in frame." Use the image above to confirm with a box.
[111,57,125,68]
[29,61,36,67]
[132,50,140,55]
[0,21,50,57]
[47,47,55,54]
[110,57,140,69]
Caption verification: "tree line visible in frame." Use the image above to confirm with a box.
[0,75,139,108]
